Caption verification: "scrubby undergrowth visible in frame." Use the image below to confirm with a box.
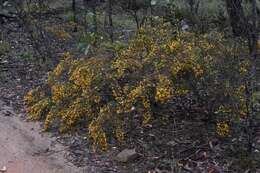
[24,24,249,150]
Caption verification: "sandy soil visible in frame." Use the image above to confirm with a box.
[0,100,89,173]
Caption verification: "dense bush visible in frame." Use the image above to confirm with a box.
[24,24,249,150]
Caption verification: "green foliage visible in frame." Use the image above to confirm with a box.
[0,41,11,56]
[25,0,51,13]
[166,0,228,31]
[25,24,249,150]
[19,52,34,61]
[78,32,104,50]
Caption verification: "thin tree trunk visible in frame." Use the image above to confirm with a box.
[225,0,249,37]
[83,0,88,32]
[247,0,258,154]
[91,0,97,46]
[133,10,140,29]
[92,1,97,34]
[188,0,195,15]
[149,0,153,27]
[72,0,77,32]
[104,0,113,42]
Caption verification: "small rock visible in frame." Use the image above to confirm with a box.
[18,113,24,117]
[166,141,178,147]
[0,166,7,172]
[116,148,138,163]
[2,110,12,116]
[73,150,84,156]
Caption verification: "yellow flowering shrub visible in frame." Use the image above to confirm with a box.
[217,122,230,137]
[155,75,174,103]
[25,25,248,149]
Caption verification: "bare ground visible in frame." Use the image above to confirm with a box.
[0,100,92,173]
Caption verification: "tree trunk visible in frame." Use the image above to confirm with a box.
[72,0,77,32]
[247,0,258,154]
[92,1,97,34]
[225,0,249,37]
[90,0,98,46]
[149,0,153,26]
[104,0,113,42]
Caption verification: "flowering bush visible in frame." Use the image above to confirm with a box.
[217,122,230,137]
[24,24,248,149]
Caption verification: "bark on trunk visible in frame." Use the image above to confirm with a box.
[104,0,113,42]
[72,0,77,32]
[225,0,250,37]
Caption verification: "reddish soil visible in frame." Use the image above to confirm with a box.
[0,100,88,173]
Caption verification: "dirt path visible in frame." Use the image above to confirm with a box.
[0,100,89,173]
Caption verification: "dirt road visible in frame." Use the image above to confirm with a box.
[0,100,88,173]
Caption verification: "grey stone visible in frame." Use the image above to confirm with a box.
[166,141,178,147]
[115,148,138,163]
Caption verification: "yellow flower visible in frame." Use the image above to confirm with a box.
[155,75,173,103]
[216,122,230,137]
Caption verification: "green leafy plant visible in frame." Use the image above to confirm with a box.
[0,41,11,56]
